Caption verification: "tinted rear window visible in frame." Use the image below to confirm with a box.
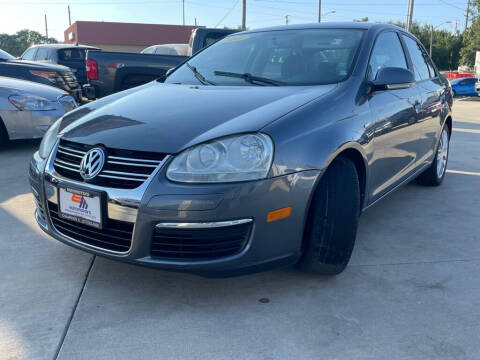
[59,48,86,61]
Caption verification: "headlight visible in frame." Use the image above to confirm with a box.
[30,70,59,84]
[166,133,274,183]
[39,119,62,159]
[9,95,56,111]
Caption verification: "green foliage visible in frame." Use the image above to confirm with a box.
[460,0,480,67]
[354,17,369,22]
[388,21,462,70]
[0,29,57,57]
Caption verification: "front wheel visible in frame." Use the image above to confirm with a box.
[0,120,9,149]
[416,126,450,186]
[297,157,360,275]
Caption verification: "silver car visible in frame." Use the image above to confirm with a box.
[0,76,77,145]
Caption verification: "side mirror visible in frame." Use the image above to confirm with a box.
[372,67,415,91]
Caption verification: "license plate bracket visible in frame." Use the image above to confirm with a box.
[57,185,105,229]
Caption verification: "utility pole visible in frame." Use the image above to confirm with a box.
[285,15,290,25]
[406,0,414,31]
[242,0,246,30]
[182,0,185,25]
[318,0,322,22]
[68,5,71,26]
[195,17,197,26]
[430,25,434,57]
[465,0,471,30]
[455,19,458,35]
[44,14,48,39]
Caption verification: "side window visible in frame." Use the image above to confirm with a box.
[22,48,36,60]
[203,32,228,48]
[368,32,408,81]
[35,48,49,60]
[402,35,430,81]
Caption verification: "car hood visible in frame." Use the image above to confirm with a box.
[7,59,70,71]
[61,82,337,154]
[0,76,67,100]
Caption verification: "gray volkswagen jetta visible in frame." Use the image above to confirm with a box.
[29,23,453,277]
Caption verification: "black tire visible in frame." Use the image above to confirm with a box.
[297,157,360,275]
[416,126,450,186]
[0,119,8,149]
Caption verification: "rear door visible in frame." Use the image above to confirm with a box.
[57,48,88,85]
[401,34,445,168]
[367,31,421,201]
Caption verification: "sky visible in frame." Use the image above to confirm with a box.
[0,0,470,41]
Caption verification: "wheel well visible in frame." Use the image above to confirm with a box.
[337,148,367,210]
[445,116,452,138]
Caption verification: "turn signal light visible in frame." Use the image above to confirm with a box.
[267,206,292,223]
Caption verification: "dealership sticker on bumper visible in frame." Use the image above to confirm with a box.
[58,187,102,229]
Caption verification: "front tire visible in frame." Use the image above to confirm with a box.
[0,120,8,149]
[416,126,450,186]
[297,157,360,275]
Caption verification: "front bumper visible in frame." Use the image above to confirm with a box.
[29,147,320,277]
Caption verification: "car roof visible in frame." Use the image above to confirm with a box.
[451,77,478,83]
[28,43,100,50]
[244,22,403,34]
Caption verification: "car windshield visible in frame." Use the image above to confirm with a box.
[166,28,365,86]
[0,49,15,61]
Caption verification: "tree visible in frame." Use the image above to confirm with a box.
[460,0,480,67]
[0,29,57,57]
[389,21,462,70]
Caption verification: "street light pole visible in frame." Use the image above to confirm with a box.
[182,0,185,25]
[406,0,414,31]
[242,0,246,30]
[318,0,321,23]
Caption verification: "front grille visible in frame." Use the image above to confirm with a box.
[60,71,80,90]
[48,202,133,252]
[151,222,252,260]
[31,186,46,224]
[53,139,167,189]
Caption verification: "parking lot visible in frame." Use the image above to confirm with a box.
[0,99,478,360]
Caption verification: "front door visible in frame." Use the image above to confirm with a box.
[401,34,445,168]
[367,31,421,201]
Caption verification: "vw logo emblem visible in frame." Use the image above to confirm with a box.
[80,148,105,180]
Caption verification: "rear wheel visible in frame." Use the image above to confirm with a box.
[297,157,360,275]
[416,126,450,186]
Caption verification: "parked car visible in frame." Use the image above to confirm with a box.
[0,76,76,146]
[0,48,82,101]
[83,28,238,99]
[449,77,478,97]
[476,79,480,94]
[141,44,189,56]
[20,44,100,86]
[30,23,452,277]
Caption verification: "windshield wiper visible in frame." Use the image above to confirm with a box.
[213,71,284,86]
[185,62,215,85]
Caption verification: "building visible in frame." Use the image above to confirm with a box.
[64,21,201,53]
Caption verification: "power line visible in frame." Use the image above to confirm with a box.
[213,0,240,28]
